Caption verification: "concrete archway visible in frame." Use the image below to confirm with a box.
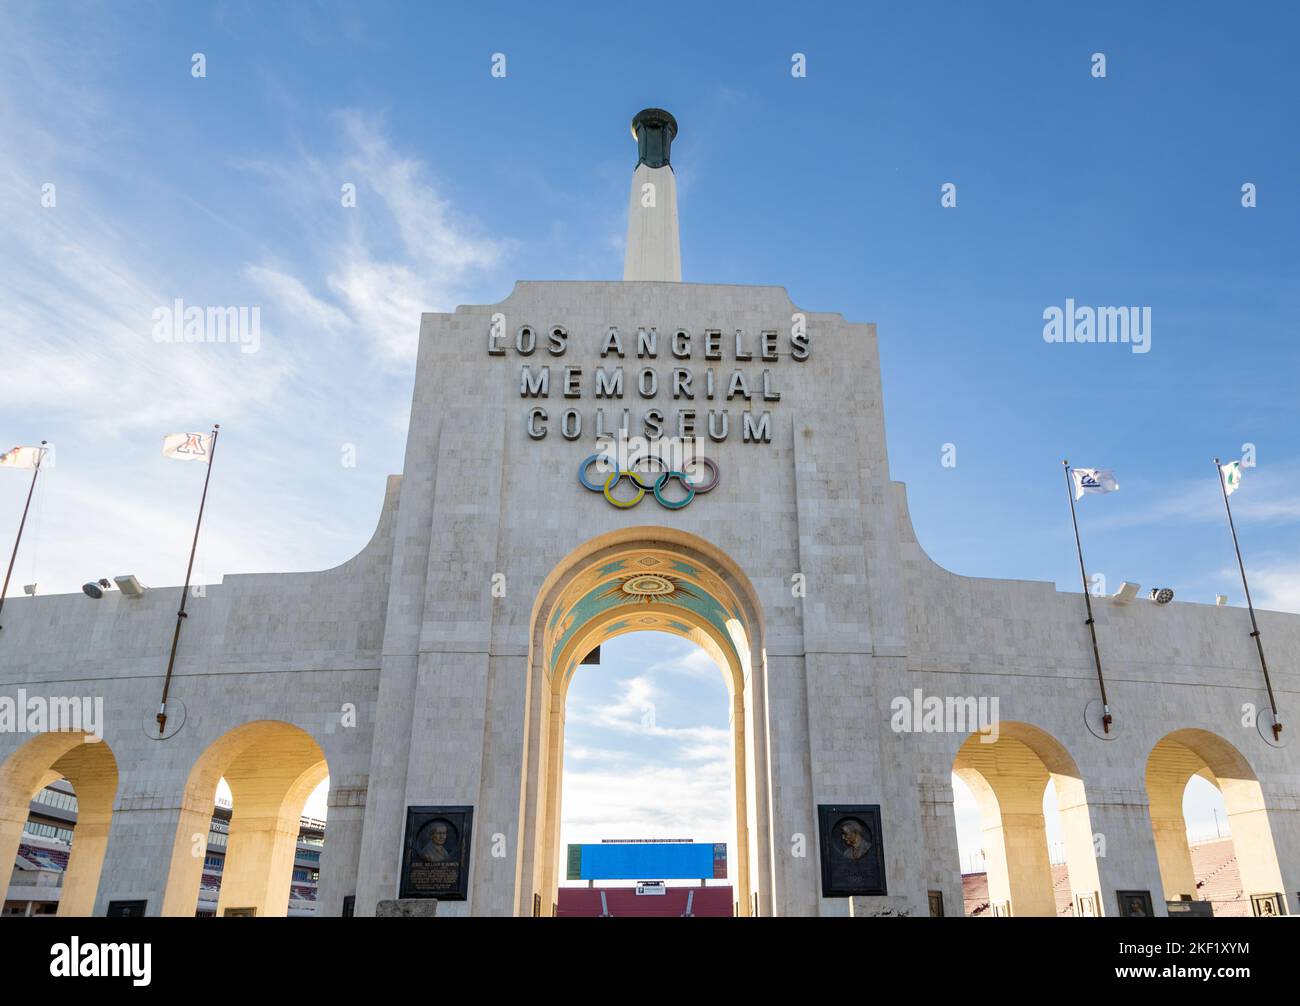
[161,720,328,917]
[0,731,118,915]
[1146,728,1286,911]
[521,526,769,916]
[953,722,1100,917]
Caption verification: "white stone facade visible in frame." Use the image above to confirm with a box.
[0,279,1296,918]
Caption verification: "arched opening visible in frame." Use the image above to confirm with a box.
[198,775,329,916]
[951,722,1100,917]
[556,631,737,916]
[0,732,118,916]
[161,720,328,917]
[523,527,768,917]
[1146,728,1286,916]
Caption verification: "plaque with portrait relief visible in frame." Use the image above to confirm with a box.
[1250,892,1284,917]
[399,806,473,901]
[817,804,887,898]
[1115,889,1154,918]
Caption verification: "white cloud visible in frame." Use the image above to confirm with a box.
[0,36,513,595]
[560,760,733,844]
[566,672,730,748]
[646,646,724,681]
[244,265,351,333]
[560,637,739,878]
[239,109,508,367]
[1251,564,1300,614]
[1089,464,1300,532]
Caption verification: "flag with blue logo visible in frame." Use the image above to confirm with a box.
[1072,467,1119,500]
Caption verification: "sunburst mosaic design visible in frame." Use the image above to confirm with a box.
[545,551,742,681]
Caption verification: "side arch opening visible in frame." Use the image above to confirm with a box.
[1146,728,1286,916]
[0,732,118,916]
[162,720,328,917]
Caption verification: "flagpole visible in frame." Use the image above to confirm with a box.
[0,441,48,634]
[1214,457,1282,740]
[157,425,219,736]
[1064,460,1112,732]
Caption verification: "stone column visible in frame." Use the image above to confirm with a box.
[989,811,1057,917]
[58,815,111,916]
[315,785,366,916]
[623,109,681,282]
[216,808,300,916]
[916,770,964,917]
[1150,813,1196,900]
[76,785,209,918]
[1080,790,1169,917]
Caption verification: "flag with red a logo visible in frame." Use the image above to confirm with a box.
[162,432,212,463]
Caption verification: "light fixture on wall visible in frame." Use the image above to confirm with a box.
[1111,582,1140,605]
[22,584,36,596]
[82,579,112,599]
[113,575,147,598]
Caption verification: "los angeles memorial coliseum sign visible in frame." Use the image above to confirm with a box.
[490,316,810,443]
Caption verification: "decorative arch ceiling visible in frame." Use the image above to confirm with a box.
[544,548,749,693]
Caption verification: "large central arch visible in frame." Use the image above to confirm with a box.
[520,527,770,916]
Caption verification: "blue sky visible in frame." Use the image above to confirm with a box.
[0,2,1291,872]
[560,633,735,885]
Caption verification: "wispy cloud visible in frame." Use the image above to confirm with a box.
[559,760,734,846]
[1088,464,1300,532]
[645,645,723,681]
[1252,563,1300,614]
[237,109,508,367]
[0,25,513,593]
[566,672,730,747]
[561,641,737,870]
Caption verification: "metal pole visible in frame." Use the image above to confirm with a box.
[0,441,47,634]
[157,425,220,736]
[1214,457,1281,740]
[1064,461,1111,732]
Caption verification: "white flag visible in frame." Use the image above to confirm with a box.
[1220,460,1243,497]
[1072,467,1119,500]
[162,432,212,463]
[0,445,44,470]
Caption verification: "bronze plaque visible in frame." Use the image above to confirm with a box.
[1116,889,1154,918]
[1250,892,1284,917]
[817,804,887,898]
[399,805,473,901]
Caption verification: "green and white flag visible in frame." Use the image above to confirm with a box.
[1220,461,1243,497]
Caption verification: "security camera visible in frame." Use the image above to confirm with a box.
[1149,587,1174,605]
[82,579,112,599]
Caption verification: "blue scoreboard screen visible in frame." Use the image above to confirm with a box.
[566,841,727,880]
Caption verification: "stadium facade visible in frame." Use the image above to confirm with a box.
[0,109,1296,918]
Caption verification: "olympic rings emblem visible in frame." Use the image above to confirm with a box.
[579,454,720,509]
